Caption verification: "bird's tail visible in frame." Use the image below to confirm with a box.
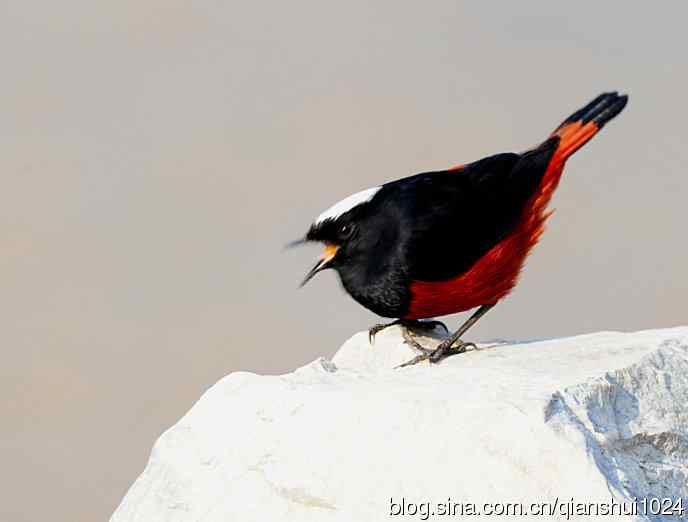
[549,92,628,165]
[523,92,628,245]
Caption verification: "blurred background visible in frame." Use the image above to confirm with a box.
[1,1,686,520]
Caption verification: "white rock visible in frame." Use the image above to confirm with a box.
[112,326,688,522]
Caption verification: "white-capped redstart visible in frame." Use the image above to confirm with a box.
[291,92,628,367]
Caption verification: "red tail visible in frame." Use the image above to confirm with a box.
[525,92,629,297]
[533,92,628,216]
[549,92,628,166]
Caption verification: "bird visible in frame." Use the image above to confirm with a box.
[291,92,628,367]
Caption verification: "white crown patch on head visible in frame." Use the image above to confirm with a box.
[315,186,381,225]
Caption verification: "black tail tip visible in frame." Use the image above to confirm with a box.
[562,91,629,129]
[593,92,628,129]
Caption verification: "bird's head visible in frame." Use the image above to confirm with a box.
[290,186,382,287]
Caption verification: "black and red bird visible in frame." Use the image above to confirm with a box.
[293,92,628,366]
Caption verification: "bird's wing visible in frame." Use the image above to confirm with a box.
[389,141,558,282]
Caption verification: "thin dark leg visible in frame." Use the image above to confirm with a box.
[429,303,494,362]
[401,328,433,354]
[397,304,495,368]
[368,319,448,344]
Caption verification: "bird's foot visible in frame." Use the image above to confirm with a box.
[396,338,476,368]
[401,328,434,354]
[368,320,402,344]
[368,319,448,345]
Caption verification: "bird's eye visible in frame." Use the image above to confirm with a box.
[338,224,354,240]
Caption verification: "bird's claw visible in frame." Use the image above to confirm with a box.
[368,319,449,345]
[401,328,433,354]
[396,339,475,368]
[395,353,431,368]
[368,321,401,345]
[429,340,476,363]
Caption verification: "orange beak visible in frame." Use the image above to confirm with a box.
[300,244,339,287]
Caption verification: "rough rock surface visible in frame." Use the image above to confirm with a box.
[112,326,688,521]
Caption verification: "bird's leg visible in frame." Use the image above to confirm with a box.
[368,319,448,344]
[397,304,495,368]
[401,328,433,354]
[428,304,494,363]
[368,320,402,343]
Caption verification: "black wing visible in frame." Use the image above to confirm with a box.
[379,139,558,281]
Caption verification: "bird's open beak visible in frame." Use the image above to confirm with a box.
[300,244,339,287]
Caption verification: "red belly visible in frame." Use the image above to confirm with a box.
[405,161,565,320]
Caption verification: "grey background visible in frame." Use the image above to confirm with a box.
[1,2,686,520]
